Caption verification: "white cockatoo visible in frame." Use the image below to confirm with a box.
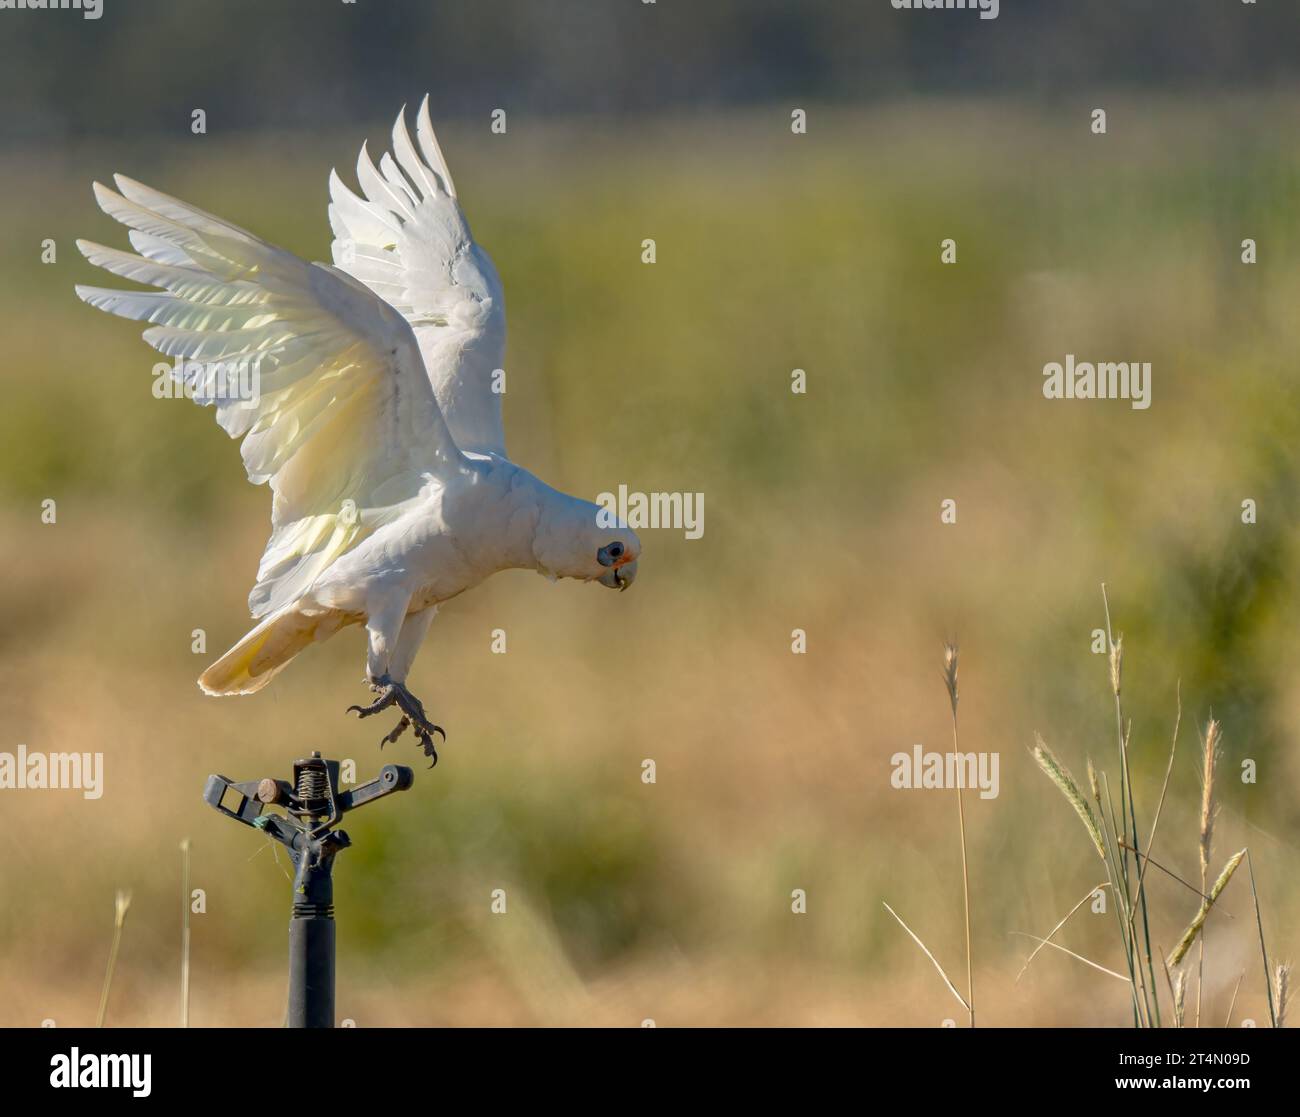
[75,97,640,762]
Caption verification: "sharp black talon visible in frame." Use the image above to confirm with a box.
[380,716,410,748]
[414,728,439,767]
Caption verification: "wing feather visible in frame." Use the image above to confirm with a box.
[76,178,464,618]
[329,96,506,456]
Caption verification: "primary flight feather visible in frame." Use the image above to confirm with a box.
[76,97,641,762]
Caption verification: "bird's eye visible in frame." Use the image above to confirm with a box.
[597,541,627,567]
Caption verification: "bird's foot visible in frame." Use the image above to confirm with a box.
[347,676,445,766]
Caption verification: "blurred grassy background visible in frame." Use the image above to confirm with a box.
[1,3,1299,1027]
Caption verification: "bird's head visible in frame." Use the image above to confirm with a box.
[593,534,640,592]
[532,495,641,592]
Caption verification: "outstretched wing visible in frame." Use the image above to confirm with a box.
[75,176,466,618]
[328,96,508,457]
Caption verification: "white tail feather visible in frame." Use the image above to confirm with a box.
[198,606,345,696]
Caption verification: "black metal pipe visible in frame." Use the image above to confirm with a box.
[287,831,338,1028]
[288,904,335,1027]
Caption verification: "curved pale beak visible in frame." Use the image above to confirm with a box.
[599,558,636,591]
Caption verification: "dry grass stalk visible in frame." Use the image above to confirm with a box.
[1224,973,1244,1027]
[1119,842,1223,905]
[180,838,192,1028]
[1028,597,1281,1029]
[943,642,975,1029]
[1245,850,1277,1027]
[1133,686,1181,915]
[1011,933,1131,983]
[1097,771,1147,1025]
[1016,883,1109,983]
[96,888,132,1028]
[1195,718,1220,1027]
[1168,849,1246,968]
[882,902,970,1013]
[1101,585,1159,1026]
[1275,963,1290,1029]
[1172,970,1187,1028]
[884,644,977,1026]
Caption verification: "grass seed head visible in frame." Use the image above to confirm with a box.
[1168,849,1246,967]
[1199,719,1221,879]
[114,889,132,928]
[942,643,959,718]
[1033,736,1106,862]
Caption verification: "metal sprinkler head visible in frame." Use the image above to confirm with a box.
[203,755,414,1027]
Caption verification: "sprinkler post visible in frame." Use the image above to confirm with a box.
[203,751,413,1027]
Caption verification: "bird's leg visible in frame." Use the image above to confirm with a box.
[348,674,446,765]
[386,606,443,762]
[346,600,445,763]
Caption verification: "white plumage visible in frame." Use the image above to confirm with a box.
[76,97,640,759]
